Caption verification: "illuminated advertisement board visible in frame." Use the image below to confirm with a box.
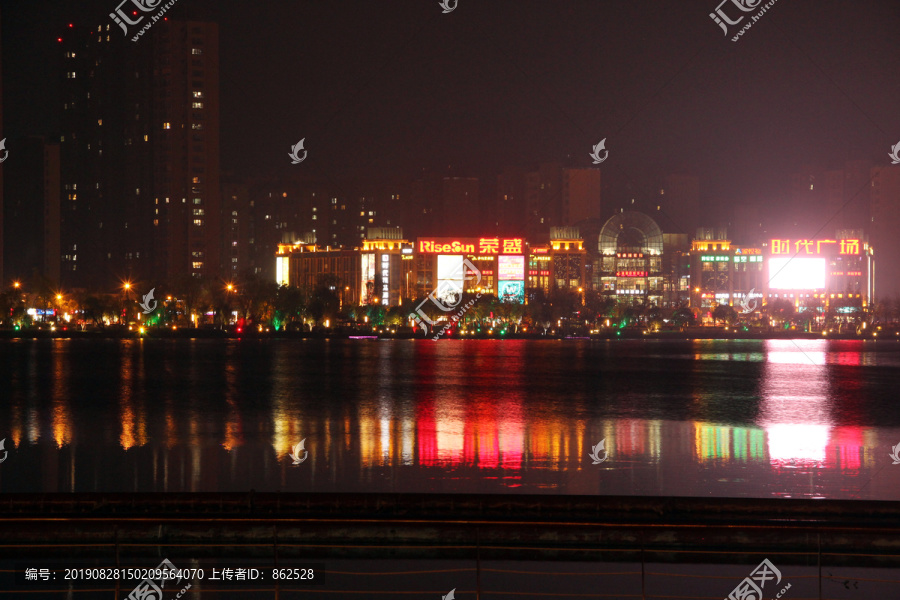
[361,253,375,304]
[498,280,525,303]
[768,257,826,290]
[418,237,524,255]
[276,256,290,286]
[381,254,390,305]
[497,255,525,280]
[436,254,465,304]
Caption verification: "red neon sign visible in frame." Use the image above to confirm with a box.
[417,237,525,255]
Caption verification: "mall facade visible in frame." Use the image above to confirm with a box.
[275,213,875,315]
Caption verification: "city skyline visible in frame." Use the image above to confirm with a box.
[1,1,899,296]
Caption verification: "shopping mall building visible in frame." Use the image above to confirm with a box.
[275,213,875,316]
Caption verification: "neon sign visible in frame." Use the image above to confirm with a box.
[616,271,648,277]
[417,238,525,255]
[770,239,860,255]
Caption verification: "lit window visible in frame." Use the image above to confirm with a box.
[192,124,202,130]
[193,177,201,184]
[193,91,204,98]
[192,48,202,55]
[192,102,203,109]
[163,122,171,130]
[193,209,205,216]
[67,72,76,79]
[192,262,204,269]
[193,219,203,227]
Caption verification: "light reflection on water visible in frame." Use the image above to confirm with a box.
[1,339,899,499]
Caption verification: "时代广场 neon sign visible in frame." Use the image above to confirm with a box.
[770,239,860,255]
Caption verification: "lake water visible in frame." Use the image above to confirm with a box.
[2,338,900,500]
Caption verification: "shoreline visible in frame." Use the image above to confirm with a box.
[0,328,886,341]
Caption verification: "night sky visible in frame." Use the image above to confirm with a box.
[4,0,900,219]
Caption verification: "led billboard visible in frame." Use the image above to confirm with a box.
[768,257,826,290]
[498,255,525,280]
[276,256,290,287]
[436,255,465,305]
[498,280,525,303]
[361,253,375,304]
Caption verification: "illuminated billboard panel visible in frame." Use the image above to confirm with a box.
[498,280,525,303]
[436,254,465,305]
[498,255,525,280]
[361,253,375,304]
[276,256,290,286]
[768,257,826,290]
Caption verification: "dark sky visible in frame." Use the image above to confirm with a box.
[3,0,900,212]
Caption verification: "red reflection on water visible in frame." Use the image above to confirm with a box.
[826,426,866,471]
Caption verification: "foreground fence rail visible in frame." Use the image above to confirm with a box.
[0,493,897,598]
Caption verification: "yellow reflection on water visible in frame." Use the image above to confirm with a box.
[694,423,767,463]
[51,343,72,449]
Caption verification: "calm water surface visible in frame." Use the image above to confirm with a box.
[2,338,900,499]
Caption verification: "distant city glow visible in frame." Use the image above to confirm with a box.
[768,257,826,289]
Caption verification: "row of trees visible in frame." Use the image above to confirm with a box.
[3,271,899,333]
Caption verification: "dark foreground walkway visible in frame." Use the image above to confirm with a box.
[0,493,898,598]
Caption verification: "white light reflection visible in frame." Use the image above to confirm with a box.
[760,341,833,465]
